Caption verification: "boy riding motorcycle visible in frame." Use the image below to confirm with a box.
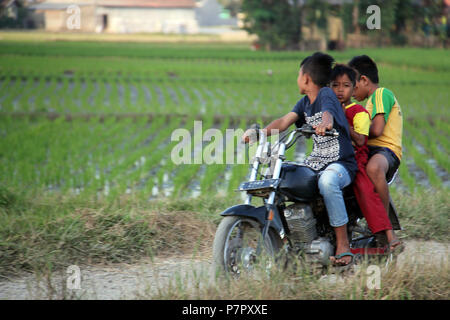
[242,52,357,266]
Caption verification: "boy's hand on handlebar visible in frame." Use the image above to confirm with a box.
[242,128,257,144]
[313,111,334,136]
[242,123,262,144]
[313,122,333,136]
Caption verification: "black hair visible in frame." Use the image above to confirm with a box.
[348,55,379,84]
[300,52,335,88]
[330,64,357,86]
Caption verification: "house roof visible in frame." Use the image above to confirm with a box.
[30,2,90,10]
[31,0,196,10]
[98,0,196,8]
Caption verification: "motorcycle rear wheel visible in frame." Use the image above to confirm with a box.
[212,216,282,277]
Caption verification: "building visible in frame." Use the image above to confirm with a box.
[30,0,199,33]
[195,0,237,27]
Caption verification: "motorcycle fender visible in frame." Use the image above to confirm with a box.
[220,204,285,239]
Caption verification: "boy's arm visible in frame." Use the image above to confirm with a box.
[242,112,299,143]
[315,88,342,136]
[369,88,395,138]
[369,114,385,138]
[263,112,299,136]
[313,111,333,136]
[349,126,366,147]
[352,109,370,146]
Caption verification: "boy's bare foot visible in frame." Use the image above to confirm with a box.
[385,229,403,251]
[387,239,405,255]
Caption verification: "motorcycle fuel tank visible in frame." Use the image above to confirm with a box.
[278,163,319,201]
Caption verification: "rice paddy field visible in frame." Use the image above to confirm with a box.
[0,41,449,200]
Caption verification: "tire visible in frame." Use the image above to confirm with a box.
[212,216,282,277]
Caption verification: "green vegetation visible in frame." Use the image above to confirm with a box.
[0,42,448,196]
[239,0,446,50]
[241,0,303,50]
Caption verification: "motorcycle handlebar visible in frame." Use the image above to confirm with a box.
[283,125,338,151]
[243,124,338,149]
[297,125,339,137]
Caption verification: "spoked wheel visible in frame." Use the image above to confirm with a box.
[212,216,282,278]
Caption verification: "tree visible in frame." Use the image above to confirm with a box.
[0,0,29,29]
[241,0,302,50]
[303,0,329,36]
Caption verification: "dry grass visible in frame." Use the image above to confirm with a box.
[149,254,449,300]
[0,189,219,276]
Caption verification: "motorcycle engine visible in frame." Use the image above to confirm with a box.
[284,203,317,243]
[284,203,334,266]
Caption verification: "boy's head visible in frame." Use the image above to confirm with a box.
[348,55,379,101]
[330,64,356,106]
[297,52,334,94]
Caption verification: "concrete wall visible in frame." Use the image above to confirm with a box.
[39,2,198,34]
[43,5,96,32]
[97,7,198,34]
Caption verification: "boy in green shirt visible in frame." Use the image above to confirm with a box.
[348,55,404,254]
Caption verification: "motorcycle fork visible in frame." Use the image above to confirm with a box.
[246,131,286,254]
[260,143,285,252]
[256,202,275,256]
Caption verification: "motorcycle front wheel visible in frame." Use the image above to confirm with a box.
[212,216,283,277]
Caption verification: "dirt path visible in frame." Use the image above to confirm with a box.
[0,240,447,300]
[0,254,212,300]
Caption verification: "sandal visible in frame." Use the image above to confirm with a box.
[331,252,355,267]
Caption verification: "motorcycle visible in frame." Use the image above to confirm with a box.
[212,124,402,276]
